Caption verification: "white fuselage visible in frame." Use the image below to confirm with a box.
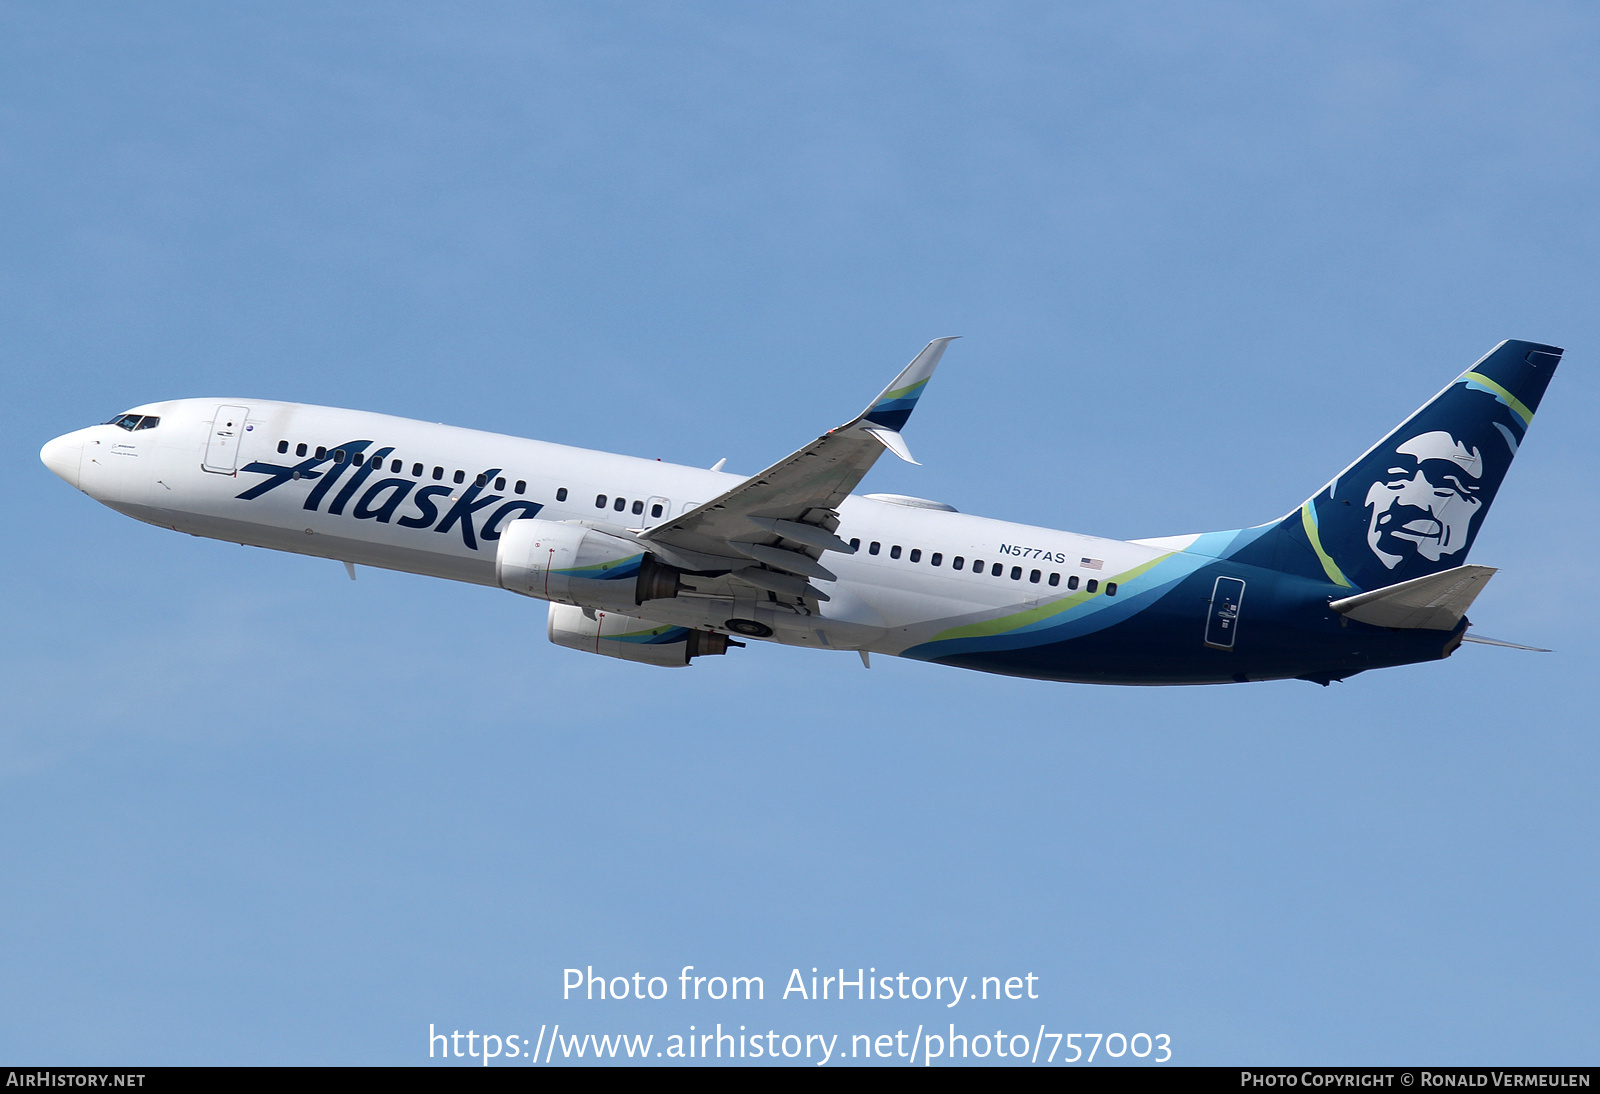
[44,397,1167,657]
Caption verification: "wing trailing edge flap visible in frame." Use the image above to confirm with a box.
[1329,564,1496,630]
[639,338,958,577]
[745,516,855,554]
[734,567,831,602]
[731,540,837,581]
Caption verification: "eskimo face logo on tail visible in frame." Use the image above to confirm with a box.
[1364,431,1484,568]
[234,440,542,550]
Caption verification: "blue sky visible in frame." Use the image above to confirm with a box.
[3,2,1596,1065]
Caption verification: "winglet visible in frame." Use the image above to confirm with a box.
[865,427,919,464]
[859,337,958,432]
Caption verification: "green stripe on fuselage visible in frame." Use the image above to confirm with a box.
[927,552,1174,644]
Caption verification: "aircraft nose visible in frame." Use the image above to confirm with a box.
[40,430,85,489]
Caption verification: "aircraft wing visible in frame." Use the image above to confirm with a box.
[638,337,957,598]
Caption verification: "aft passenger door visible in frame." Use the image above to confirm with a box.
[1204,576,1246,650]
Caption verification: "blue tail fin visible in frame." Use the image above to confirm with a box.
[1232,339,1563,591]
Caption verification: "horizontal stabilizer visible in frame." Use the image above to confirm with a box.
[1330,564,1496,630]
[1461,633,1551,652]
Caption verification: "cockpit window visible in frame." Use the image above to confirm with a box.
[134,416,159,430]
[106,413,142,431]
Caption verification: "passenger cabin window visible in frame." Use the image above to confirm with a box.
[391,459,402,473]
[595,494,607,508]
[1048,573,1060,586]
[277,440,289,454]
[1106,582,1118,596]
[1010,566,1022,580]
[931,552,942,566]
[613,497,626,512]
[297,444,308,457]
[849,538,861,551]
[333,449,347,464]
[869,542,881,555]
[432,466,444,480]
[316,446,327,460]
[1030,569,1041,583]
[352,452,363,466]
[953,556,964,570]
[553,486,564,501]
[411,463,423,477]
[632,500,644,515]
[1086,579,1099,593]
[454,470,465,484]
[650,503,663,517]
[992,563,1003,577]
[1067,575,1079,590]
[909,549,922,563]
[495,477,505,491]
[474,473,487,487]
[890,545,902,559]
[972,559,984,572]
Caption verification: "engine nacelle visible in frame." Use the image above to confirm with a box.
[547,603,740,667]
[495,518,643,608]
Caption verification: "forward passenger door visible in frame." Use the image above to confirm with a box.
[202,405,251,474]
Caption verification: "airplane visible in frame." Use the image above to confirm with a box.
[39,337,1561,685]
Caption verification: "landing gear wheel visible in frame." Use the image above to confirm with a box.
[724,618,773,638]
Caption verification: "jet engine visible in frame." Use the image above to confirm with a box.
[495,517,646,608]
[547,603,741,667]
[635,552,686,604]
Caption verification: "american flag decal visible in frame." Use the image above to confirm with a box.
[1080,557,1103,570]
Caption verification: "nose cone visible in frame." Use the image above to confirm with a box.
[41,430,85,489]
